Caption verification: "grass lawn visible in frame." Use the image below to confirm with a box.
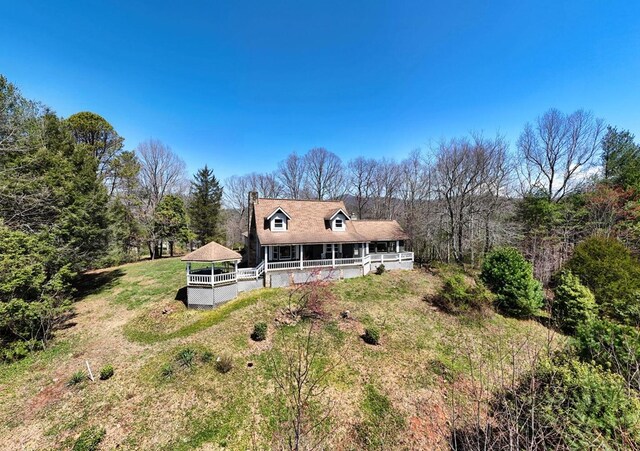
[0,258,559,449]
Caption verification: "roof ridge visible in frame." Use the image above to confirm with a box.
[259,197,344,203]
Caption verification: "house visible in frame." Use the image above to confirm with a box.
[182,192,413,308]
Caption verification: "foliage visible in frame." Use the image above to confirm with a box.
[72,426,106,451]
[176,348,197,369]
[363,327,380,345]
[188,165,224,245]
[215,354,234,374]
[201,350,214,363]
[481,247,543,318]
[432,272,493,315]
[455,357,640,449]
[602,126,640,191]
[251,322,268,341]
[567,236,640,325]
[160,363,174,379]
[154,194,189,256]
[356,384,406,450]
[99,365,114,380]
[68,370,87,387]
[551,270,596,335]
[375,264,385,275]
[574,319,640,390]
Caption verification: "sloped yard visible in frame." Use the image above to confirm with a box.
[0,258,557,449]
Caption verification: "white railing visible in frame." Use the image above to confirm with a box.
[255,261,265,277]
[188,274,212,285]
[267,257,368,271]
[400,252,414,261]
[370,252,414,263]
[237,268,256,280]
[213,272,236,284]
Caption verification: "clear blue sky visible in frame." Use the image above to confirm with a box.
[1,0,639,179]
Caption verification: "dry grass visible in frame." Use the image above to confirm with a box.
[0,258,558,450]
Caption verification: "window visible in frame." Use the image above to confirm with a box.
[279,246,292,260]
[274,218,284,229]
[335,218,343,229]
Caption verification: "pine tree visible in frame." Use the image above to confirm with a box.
[188,166,223,245]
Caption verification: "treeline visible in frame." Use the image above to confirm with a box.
[0,76,223,360]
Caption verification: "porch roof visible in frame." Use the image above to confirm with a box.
[351,220,409,241]
[181,241,242,262]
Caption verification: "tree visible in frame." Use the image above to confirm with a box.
[601,126,640,190]
[65,111,124,180]
[551,270,596,335]
[481,247,544,318]
[278,152,307,199]
[154,195,189,257]
[189,165,224,245]
[517,108,604,201]
[304,147,345,200]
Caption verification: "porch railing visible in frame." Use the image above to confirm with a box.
[370,252,414,263]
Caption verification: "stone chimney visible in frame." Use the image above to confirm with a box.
[247,191,258,233]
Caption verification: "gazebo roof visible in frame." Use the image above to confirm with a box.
[181,241,242,263]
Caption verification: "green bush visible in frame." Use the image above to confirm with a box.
[433,272,493,315]
[457,357,640,449]
[73,426,106,451]
[551,270,596,334]
[176,348,197,369]
[67,370,86,387]
[160,363,174,379]
[363,327,380,345]
[200,350,214,363]
[99,364,114,380]
[480,247,543,318]
[567,236,640,325]
[574,318,640,389]
[375,264,385,275]
[215,354,233,373]
[251,322,268,341]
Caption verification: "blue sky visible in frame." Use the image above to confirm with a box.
[1,0,639,179]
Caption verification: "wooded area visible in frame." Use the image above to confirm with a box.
[2,73,640,364]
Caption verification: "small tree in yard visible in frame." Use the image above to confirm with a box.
[481,247,543,318]
[551,270,596,335]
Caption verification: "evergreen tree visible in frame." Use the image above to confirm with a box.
[154,194,189,256]
[602,126,640,190]
[188,165,224,245]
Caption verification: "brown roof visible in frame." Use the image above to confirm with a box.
[181,241,242,262]
[254,198,368,245]
[351,220,409,241]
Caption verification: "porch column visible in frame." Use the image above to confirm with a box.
[332,244,336,268]
[186,262,191,285]
[234,260,238,282]
[396,240,400,253]
[211,262,215,287]
[264,246,268,270]
[299,244,303,270]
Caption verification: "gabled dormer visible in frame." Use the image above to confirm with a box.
[265,207,291,232]
[326,208,350,232]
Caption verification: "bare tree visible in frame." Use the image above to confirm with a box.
[370,159,402,219]
[278,152,307,199]
[304,147,345,200]
[248,172,283,198]
[136,139,187,258]
[347,156,376,218]
[516,108,605,201]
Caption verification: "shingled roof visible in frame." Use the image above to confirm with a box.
[181,241,242,262]
[253,198,409,245]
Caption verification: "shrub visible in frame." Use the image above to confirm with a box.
[574,318,640,389]
[433,272,493,315]
[73,426,106,451]
[160,363,174,379]
[363,327,380,345]
[375,264,385,275]
[453,357,640,449]
[200,350,214,363]
[551,270,596,335]
[251,322,268,341]
[67,371,86,387]
[215,354,233,373]
[99,364,114,380]
[481,247,543,318]
[176,348,197,368]
[567,236,640,325]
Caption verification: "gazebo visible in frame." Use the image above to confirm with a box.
[181,241,242,287]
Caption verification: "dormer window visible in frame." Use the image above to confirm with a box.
[266,207,291,232]
[274,218,284,229]
[335,218,343,229]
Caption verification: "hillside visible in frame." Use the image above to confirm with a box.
[0,258,556,450]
